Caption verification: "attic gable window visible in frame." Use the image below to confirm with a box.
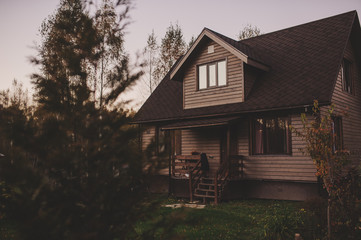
[341,59,353,94]
[198,59,227,90]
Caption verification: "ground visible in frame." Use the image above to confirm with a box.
[135,195,326,240]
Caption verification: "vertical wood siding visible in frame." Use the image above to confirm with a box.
[183,38,244,109]
[141,126,156,151]
[237,115,317,182]
[181,127,222,176]
[331,40,361,165]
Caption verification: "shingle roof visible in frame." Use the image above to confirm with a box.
[135,11,360,123]
[206,28,268,66]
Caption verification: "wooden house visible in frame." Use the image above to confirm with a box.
[134,11,361,202]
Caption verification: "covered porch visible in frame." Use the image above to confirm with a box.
[161,116,245,203]
[161,116,244,178]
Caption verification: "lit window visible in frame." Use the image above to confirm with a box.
[198,59,227,90]
[341,59,352,94]
[252,117,291,155]
[209,63,216,87]
[218,61,227,86]
[198,65,207,89]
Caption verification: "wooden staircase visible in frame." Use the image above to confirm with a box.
[190,155,243,204]
[171,154,244,204]
[193,177,224,203]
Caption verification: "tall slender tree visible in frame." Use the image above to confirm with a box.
[153,23,186,83]
[92,0,131,108]
[143,30,158,94]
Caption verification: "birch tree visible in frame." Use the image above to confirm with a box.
[153,23,186,84]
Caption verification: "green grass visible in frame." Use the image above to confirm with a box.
[135,196,309,240]
[0,219,18,240]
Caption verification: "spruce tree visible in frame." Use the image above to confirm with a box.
[1,0,147,239]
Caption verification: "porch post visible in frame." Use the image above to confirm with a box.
[226,125,231,169]
[168,149,172,196]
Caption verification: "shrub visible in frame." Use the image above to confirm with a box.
[255,202,307,240]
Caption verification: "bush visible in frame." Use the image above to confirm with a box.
[331,167,361,239]
[302,197,328,239]
[255,202,307,240]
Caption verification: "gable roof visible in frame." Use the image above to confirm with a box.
[135,11,360,124]
[170,28,270,80]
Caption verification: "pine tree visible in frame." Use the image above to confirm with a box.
[1,0,147,239]
[188,35,196,49]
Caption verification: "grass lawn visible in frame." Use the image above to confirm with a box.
[135,196,314,240]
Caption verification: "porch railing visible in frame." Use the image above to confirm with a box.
[214,155,244,204]
[171,155,201,178]
[171,154,202,202]
[188,159,203,202]
[214,159,230,204]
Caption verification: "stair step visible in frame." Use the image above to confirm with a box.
[194,193,216,199]
[200,178,214,183]
[198,182,221,186]
[196,187,216,191]
[198,183,221,189]
[197,186,214,191]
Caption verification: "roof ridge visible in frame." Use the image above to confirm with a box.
[204,28,268,66]
[240,10,357,43]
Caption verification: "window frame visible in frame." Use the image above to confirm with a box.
[331,116,343,153]
[250,116,292,155]
[197,59,227,90]
[341,58,353,94]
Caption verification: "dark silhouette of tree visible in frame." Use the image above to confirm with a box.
[0,0,148,239]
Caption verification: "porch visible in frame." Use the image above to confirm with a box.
[146,114,319,202]
[161,116,244,203]
[170,154,244,204]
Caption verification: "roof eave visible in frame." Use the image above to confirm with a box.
[132,101,331,125]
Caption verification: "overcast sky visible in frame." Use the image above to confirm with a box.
[1,0,360,107]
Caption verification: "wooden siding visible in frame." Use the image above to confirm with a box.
[331,40,361,165]
[181,127,222,176]
[141,126,156,151]
[183,38,244,109]
[237,115,317,182]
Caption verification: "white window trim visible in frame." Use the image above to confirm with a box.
[197,59,227,90]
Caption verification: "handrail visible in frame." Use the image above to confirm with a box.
[188,158,202,202]
[214,155,244,204]
[214,160,230,204]
[214,159,231,204]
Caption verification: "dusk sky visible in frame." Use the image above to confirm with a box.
[1,0,361,107]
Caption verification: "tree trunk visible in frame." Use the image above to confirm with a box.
[327,198,331,240]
